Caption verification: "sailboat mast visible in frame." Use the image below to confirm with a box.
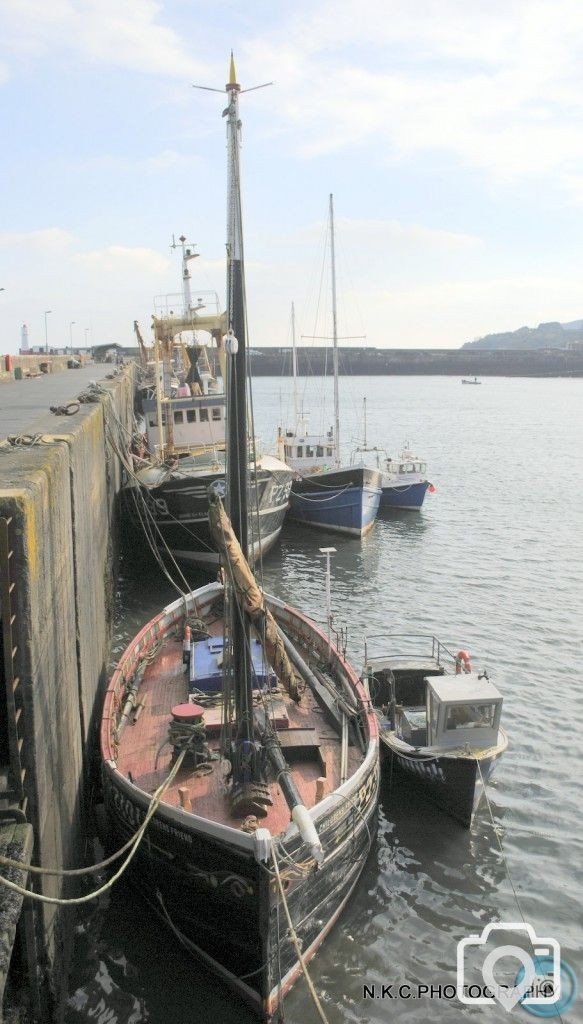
[291,300,298,426]
[225,54,249,556]
[225,53,254,759]
[329,194,341,468]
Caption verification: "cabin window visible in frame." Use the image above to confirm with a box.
[148,417,157,428]
[306,446,314,458]
[316,446,324,457]
[174,411,184,424]
[296,446,303,457]
[327,447,333,457]
[284,445,291,457]
[445,703,496,730]
[421,463,426,473]
[211,407,221,421]
[200,409,209,422]
[186,409,196,423]
[399,464,406,473]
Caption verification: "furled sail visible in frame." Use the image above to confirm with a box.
[208,493,300,703]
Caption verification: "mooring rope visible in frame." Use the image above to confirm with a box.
[0,746,190,904]
[271,845,330,1024]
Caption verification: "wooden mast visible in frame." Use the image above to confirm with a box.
[224,52,269,815]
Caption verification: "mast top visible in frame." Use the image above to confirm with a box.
[227,51,240,91]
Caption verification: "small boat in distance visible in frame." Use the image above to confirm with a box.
[101,56,379,1020]
[363,634,507,827]
[461,376,482,384]
[280,200,382,537]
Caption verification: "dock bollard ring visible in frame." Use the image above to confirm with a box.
[49,401,81,416]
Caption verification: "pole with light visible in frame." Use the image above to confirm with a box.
[84,328,90,351]
[69,320,76,356]
[319,546,337,658]
[44,310,52,354]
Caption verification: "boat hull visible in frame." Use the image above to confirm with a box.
[100,584,379,1019]
[125,460,293,568]
[288,467,381,536]
[379,479,429,510]
[379,730,507,827]
[102,760,378,1017]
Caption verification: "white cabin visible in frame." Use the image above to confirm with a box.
[277,417,337,474]
[143,395,226,453]
[425,674,503,749]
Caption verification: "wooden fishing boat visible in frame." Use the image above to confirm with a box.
[101,56,379,1020]
[363,634,507,827]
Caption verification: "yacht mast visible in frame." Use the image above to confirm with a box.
[291,300,298,427]
[329,194,341,469]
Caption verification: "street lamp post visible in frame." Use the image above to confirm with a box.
[69,320,76,357]
[84,328,90,351]
[44,310,52,354]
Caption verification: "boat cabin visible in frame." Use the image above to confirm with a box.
[143,394,226,452]
[384,454,427,479]
[425,674,503,749]
[278,419,336,474]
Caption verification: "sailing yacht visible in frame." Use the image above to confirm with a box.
[101,57,379,1020]
[279,197,382,536]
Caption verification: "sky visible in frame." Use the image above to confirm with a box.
[2,0,583,353]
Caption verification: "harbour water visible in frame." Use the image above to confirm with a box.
[66,375,583,1023]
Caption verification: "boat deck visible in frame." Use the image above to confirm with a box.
[116,625,359,836]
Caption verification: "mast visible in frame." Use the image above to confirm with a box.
[224,52,265,813]
[178,235,198,317]
[329,194,340,468]
[291,301,298,427]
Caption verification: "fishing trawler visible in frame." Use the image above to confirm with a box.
[279,202,382,537]
[101,57,379,1019]
[125,241,292,568]
[363,634,507,826]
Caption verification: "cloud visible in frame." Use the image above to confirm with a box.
[0,0,205,79]
[0,227,75,249]
[73,245,169,276]
[241,0,583,195]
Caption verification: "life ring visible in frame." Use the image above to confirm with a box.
[455,649,472,674]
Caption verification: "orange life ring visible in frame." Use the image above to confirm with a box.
[455,649,472,674]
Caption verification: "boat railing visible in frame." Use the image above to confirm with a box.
[153,290,222,319]
[363,633,459,672]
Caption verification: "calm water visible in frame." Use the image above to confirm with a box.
[66,376,583,1024]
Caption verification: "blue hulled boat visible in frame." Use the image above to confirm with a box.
[288,463,381,535]
[279,197,382,537]
[379,445,433,510]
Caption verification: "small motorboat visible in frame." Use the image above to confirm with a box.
[363,634,507,827]
[378,445,433,510]
[461,376,482,384]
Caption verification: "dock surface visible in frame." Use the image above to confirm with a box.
[0,364,118,439]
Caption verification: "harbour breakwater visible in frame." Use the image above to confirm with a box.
[0,368,134,1020]
[245,345,583,376]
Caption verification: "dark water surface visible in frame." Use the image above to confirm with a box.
[66,376,583,1023]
